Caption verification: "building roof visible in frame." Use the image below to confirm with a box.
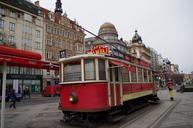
[98,22,118,37]
[1,0,39,15]
[132,30,142,43]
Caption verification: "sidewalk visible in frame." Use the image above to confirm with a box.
[158,90,193,128]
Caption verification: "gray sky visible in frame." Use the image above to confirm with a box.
[32,0,193,73]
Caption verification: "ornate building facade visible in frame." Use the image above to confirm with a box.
[0,0,85,92]
[0,0,44,93]
[127,30,151,64]
[85,22,127,53]
[37,0,85,85]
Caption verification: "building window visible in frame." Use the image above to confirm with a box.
[60,29,63,36]
[76,44,83,52]
[47,39,52,46]
[9,22,15,31]
[23,38,32,49]
[8,35,14,44]
[0,33,3,41]
[36,30,40,38]
[35,41,41,49]
[35,19,41,26]
[46,50,52,60]
[99,59,106,80]
[57,28,60,35]
[10,11,16,18]
[0,33,3,44]
[24,13,32,22]
[0,7,5,15]
[85,59,95,80]
[46,25,51,33]
[54,27,56,34]
[0,19,4,29]
[58,39,62,48]
[22,25,32,34]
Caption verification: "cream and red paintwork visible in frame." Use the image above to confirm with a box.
[59,83,154,112]
[59,54,155,113]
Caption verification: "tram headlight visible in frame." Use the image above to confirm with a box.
[69,92,78,104]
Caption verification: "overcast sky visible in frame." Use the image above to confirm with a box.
[32,0,193,73]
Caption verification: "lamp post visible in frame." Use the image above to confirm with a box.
[0,14,6,128]
[1,62,7,128]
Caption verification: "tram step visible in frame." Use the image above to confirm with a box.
[108,109,122,116]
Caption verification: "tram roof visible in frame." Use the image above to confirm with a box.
[59,54,151,70]
[59,54,107,62]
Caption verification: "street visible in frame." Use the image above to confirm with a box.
[2,90,193,128]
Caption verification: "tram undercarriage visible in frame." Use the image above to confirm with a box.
[61,94,159,128]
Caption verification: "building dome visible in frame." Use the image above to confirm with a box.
[98,22,118,37]
[132,30,142,43]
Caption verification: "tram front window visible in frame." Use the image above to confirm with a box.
[85,59,95,80]
[63,61,81,82]
[98,60,106,80]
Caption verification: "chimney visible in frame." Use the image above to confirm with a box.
[35,1,40,7]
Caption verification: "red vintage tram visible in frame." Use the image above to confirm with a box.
[58,47,159,124]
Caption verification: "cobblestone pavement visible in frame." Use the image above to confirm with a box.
[4,103,64,128]
[158,90,193,128]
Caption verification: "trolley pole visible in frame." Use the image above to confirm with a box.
[1,62,7,128]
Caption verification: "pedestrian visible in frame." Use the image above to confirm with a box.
[9,89,16,109]
[26,88,30,98]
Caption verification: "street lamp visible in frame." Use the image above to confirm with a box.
[0,14,6,128]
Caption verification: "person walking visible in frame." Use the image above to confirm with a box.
[9,89,16,109]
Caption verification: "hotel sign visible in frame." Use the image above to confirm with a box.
[90,45,109,55]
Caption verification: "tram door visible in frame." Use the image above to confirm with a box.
[109,66,123,107]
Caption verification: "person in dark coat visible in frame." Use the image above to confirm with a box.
[9,89,16,109]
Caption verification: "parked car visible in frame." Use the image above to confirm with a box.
[42,85,61,97]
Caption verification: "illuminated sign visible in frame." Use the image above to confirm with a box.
[91,45,109,55]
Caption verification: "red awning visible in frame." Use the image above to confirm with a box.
[0,46,41,60]
[110,60,125,67]
[0,54,59,70]
[110,60,136,72]
[0,46,59,70]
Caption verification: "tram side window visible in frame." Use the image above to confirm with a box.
[148,71,152,82]
[131,66,137,82]
[115,67,119,82]
[121,68,130,82]
[138,68,143,82]
[85,59,95,80]
[63,61,81,82]
[109,64,119,82]
[144,69,148,82]
[98,60,106,80]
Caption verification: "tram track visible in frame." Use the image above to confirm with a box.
[97,99,180,128]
